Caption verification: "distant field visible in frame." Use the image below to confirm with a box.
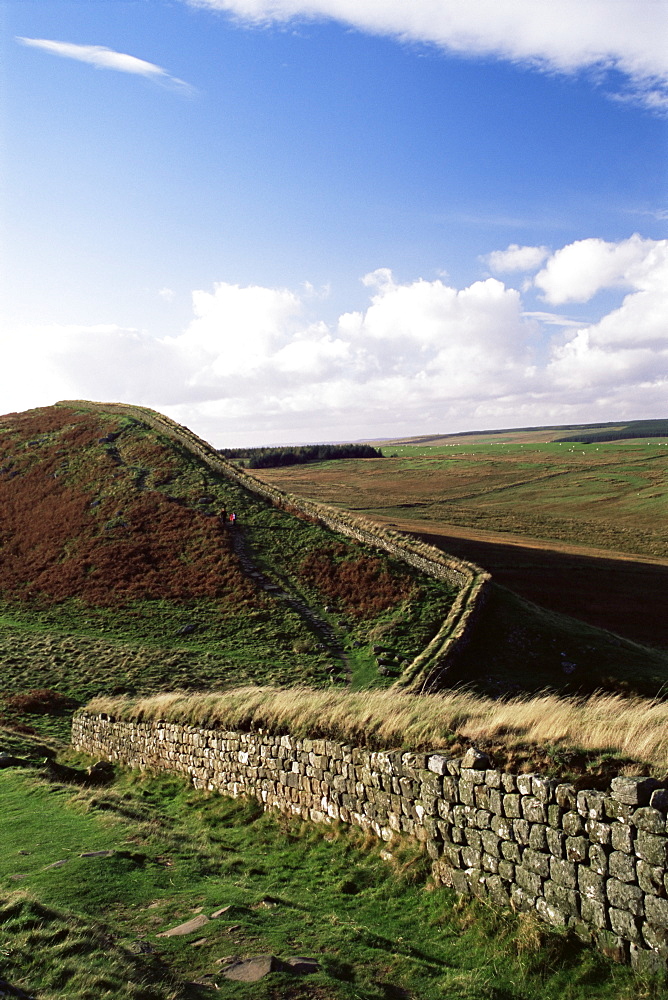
[252,437,668,559]
[252,436,668,649]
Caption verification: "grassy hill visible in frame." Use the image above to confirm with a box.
[0,402,460,708]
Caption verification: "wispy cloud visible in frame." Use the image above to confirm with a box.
[187,0,668,112]
[16,37,193,93]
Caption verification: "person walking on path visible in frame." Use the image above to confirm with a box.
[219,507,227,527]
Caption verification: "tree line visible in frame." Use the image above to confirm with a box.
[217,443,383,469]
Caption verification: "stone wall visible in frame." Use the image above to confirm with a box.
[58,400,491,688]
[73,711,668,973]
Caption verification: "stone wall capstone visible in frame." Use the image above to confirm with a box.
[73,711,668,974]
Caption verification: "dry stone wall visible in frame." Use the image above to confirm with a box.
[73,710,668,973]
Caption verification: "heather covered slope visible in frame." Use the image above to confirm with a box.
[0,403,457,701]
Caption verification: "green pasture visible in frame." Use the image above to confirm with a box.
[323,440,668,558]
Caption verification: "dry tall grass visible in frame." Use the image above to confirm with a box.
[84,686,668,772]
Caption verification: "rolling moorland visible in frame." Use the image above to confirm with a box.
[1,403,668,999]
[253,422,668,656]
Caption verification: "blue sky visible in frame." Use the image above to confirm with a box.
[2,0,667,445]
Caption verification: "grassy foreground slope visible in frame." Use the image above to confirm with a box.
[0,728,655,1000]
[0,402,457,701]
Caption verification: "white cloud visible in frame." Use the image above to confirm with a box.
[544,237,667,409]
[186,0,668,110]
[4,235,666,445]
[534,234,667,304]
[16,37,192,91]
[486,244,549,274]
[158,287,176,302]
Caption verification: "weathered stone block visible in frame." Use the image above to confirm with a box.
[636,831,668,866]
[528,824,547,852]
[536,897,568,927]
[452,804,467,828]
[649,788,668,814]
[487,789,503,816]
[461,767,486,784]
[611,823,634,855]
[516,774,535,796]
[522,797,547,824]
[550,856,577,889]
[501,840,521,864]
[532,777,558,804]
[461,846,482,869]
[544,880,579,917]
[482,853,499,874]
[611,776,661,806]
[555,783,577,810]
[427,753,449,775]
[645,895,668,928]
[609,907,641,942]
[399,776,416,799]
[485,769,501,789]
[604,797,634,823]
[503,793,522,818]
[516,865,543,896]
[459,779,476,806]
[474,786,490,811]
[441,776,459,803]
[589,843,610,876]
[481,830,501,858]
[633,807,666,835]
[513,819,531,845]
[510,883,534,911]
[546,827,566,859]
[565,836,588,864]
[437,800,453,823]
[642,921,668,952]
[563,811,584,837]
[491,815,513,840]
[637,859,665,896]
[498,859,515,882]
[609,851,636,883]
[461,748,489,770]
[547,804,563,828]
[465,828,482,849]
[581,896,608,930]
[419,771,443,798]
[486,874,510,905]
[586,819,612,846]
[607,878,643,917]
[523,848,551,878]
[501,773,516,793]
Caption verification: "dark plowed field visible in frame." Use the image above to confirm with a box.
[411,528,668,651]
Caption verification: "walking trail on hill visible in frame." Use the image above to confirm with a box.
[228,523,351,683]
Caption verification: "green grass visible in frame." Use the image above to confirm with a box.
[0,404,458,700]
[257,439,668,559]
[0,748,662,1000]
